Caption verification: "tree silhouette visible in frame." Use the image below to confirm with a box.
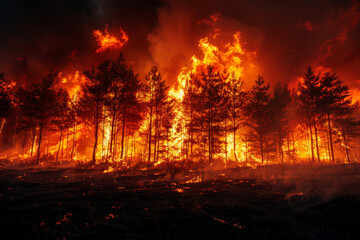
[268,83,291,163]
[298,67,322,163]
[245,75,270,164]
[17,71,60,164]
[78,61,111,164]
[226,75,245,162]
[145,66,166,162]
[320,72,358,163]
[52,89,71,162]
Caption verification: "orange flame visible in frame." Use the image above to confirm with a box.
[93,26,129,53]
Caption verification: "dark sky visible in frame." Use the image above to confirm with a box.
[0,0,359,89]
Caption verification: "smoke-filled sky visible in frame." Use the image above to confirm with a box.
[0,0,359,89]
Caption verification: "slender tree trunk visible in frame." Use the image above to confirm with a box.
[71,118,76,160]
[12,109,19,145]
[286,136,290,163]
[279,129,283,163]
[233,109,237,162]
[342,125,350,163]
[327,114,335,163]
[93,122,98,164]
[208,108,212,164]
[153,116,157,163]
[259,114,264,164]
[22,129,27,154]
[65,130,69,159]
[156,120,161,162]
[325,126,331,162]
[190,108,193,161]
[37,117,44,164]
[121,106,126,159]
[102,108,106,160]
[166,127,169,161]
[224,116,227,163]
[109,107,116,156]
[112,121,117,162]
[313,114,321,163]
[92,104,100,164]
[309,122,315,163]
[148,92,153,163]
[31,126,36,156]
[56,127,63,162]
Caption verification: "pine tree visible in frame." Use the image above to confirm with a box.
[245,75,270,164]
[200,66,224,164]
[145,66,168,163]
[298,67,323,163]
[320,72,359,163]
[78,61,111,164]
[227,75,245,162]
[17,71,60,164]
[268,83,291,163]
[52,89,71,162]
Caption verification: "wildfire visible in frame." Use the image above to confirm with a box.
[93,26,129,53]
[167,15,257,164]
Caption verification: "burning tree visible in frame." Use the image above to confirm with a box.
[78,61,111,164]
[1,15,360,168]
[17,72,64,163]
[105,54,143,162]
[268,83,292,163]
[298,67,323,163]
[144,66,170,163]
[319,72,360,163]
[244,75,271,164]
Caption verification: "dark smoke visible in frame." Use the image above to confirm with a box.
[0,0,359,88]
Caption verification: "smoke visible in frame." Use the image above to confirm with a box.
[316,0,360,67]
[0,0,359,88]
[0,0,160,83]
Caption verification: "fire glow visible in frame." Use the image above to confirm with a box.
[0,12,359,170]
[93,26,129,53]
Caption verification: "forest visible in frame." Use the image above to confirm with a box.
[0,53,359,169]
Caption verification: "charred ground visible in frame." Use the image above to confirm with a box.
[1,164,360,239]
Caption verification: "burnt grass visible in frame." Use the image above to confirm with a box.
[1,164,360,239]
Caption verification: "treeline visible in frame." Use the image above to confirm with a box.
[0,54,359,166]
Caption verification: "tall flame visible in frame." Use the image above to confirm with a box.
[93,26,129,53]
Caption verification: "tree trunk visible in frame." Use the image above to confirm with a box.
[31,126,36,156]
[153,116,157,163]
[148,91,153,163]
[109,107,116,157]
[327,114,335,163]
[224,117,227,163]
[233,109,237,162]
[12,109,19,145]
[71,118,76,160]
[112,121,117,162]
[92,122,98,164]
[92,104,99,164]
[121,106,126,159]
[313,114,321,163]
[259,114,264,164]
[22,129,27,154]
[37,117,44,164]
[309,123,315,163]
[56,127,63,162]
[342,125,350,163]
